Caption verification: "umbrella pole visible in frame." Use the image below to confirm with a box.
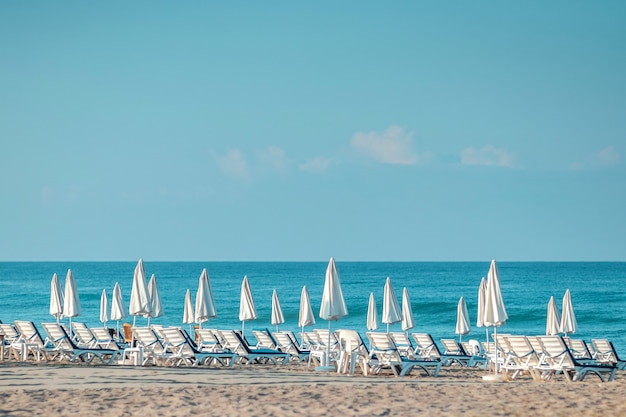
[116,321,120,342]
[326,320,331,368]
[275,324,279,333]
[493,326,499,375]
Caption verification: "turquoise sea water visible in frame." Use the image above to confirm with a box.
[1,261,625,352]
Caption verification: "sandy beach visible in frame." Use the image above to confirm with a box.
[0,362,624,417]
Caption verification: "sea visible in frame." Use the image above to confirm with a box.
[1,261,625,353]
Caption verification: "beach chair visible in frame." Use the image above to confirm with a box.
[412,333,473,367]
[442,339,487,368]
[14,320,53,361]
[216,330,289,365]
[41,322,122,364]
[272,331,311,363]
[252,329,278,349]
[536,336,617,382]
[195,328,222,352]
[336,329,370,376]
[90,328,124,350]
[564,338,594,360]
[366,332,441,377]
[500,335,542,381]
[71,322,98,348]
[591,339,626,370]
[160,327,236,367]
[132,327,171,366]
[389,332,416,358]
[1,323,28,361]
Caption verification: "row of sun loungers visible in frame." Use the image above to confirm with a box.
[1,320,624,381]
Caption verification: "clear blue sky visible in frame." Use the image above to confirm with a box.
[1,1,625,261]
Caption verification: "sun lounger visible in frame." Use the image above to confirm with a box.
[160,327,236,367]
[41,322,122,364]
[90,327,125,350]
[591,339,626,370]
[252,329,278,349]
[412,333,474,367]
[389,332,416,358]
[132,327,171,366]
[71,322,98,348]
[564,338,594,360]
[500,335,542,381]
[367,332,441,377]
[14,320,53,361]
[217,330,289,365]
[272,331,312,363]
[1,323,28,361]
[195,328,222,352]
[536,335,617,382]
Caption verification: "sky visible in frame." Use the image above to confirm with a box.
[1,1,625,262]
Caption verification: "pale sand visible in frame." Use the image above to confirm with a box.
[0,363,625,416]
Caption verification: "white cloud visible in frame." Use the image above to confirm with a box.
[461,145,513,167]
[257,146,290,173]
[351,125,419,165]
[570,146,620,170]
[299,156,332,173]
[590,146,620,167]
[211,149,249,180]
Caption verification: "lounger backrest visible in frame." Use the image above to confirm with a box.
[15,321,46,347]
[252,329,276,349]
[592,339,618,362]
[196,329,221,351]
[538,336,576,368]
[161,327,196,355]
[41,322,77,350]
[366,332,402,362]
[218,330,250,354]
[412,333,441,359]
[133,327,166,354]
[505,336,541,367]
[567,339,592,359]
[72,323,96,347]
[90,328,120,349]
[441,339,465,355]
[0,324,20,341]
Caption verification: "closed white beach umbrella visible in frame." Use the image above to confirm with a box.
[239,275,257,334]
[546,296,561,336]
[110,282,126,339]
[483,259,508,379]
[62,269,81,332]
[182,289,194,335]
[366,292,379,331]
[401,287,416,332]
[50,273,64,323]
[100,289,109,328]
[382,277,401,332]
[318,257,348,370]
[298,285,315,341]
[455,296,471,342]
[195,268,217,327]
[145,274,163,326]
[560,289,578,335]
[129,259,151,327]
[271,289,285,332]
[476,277,489,345]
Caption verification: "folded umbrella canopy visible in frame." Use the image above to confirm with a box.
[318,257,347,370]
[298,285,315,341]
[195,268,217,328]
[129,259,152,327]
[401,287,416,334]
[366,292,379,332]
[476,277,489,346]
[145,274,163,326]
[183,289,194,335]
[100,289,109,328]
[239,275,257,335]
[110,282,126,340]
[381,277,401,333]
[546,296,561,336]
[62,269,81,335]
[50,273,64,324]
[560,289,577,335]
[271,289,285,332]
[455,296,470,342]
